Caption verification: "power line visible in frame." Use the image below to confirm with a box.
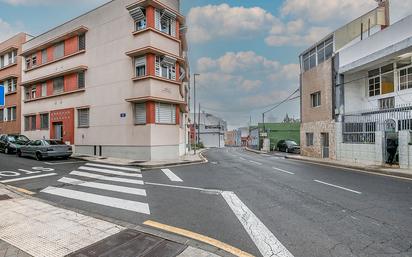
[263,88,300,114]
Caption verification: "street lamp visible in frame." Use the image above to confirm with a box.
[193,73,200,154]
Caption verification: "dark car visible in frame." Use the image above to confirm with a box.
[276,140,300,153]
[17,139,72,161]
[0,134,30,154]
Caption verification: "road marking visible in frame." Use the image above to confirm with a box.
[70,171,144,185]
[272,167,295,175]
[144,220,254,257]
[6,185,35,195]
[41,186,150,214]
[314,180,362,194]
[161,169,183,182]
[58,177,147,196]
[85,163,140,172]
[249,160,262,165]
[78,166,142,178]
[222,191,294,257]
[0,173,57,183]
[145,182,221,193]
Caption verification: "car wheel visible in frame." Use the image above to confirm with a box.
[4,147,9,154]
[35,152,43,161]
[17,150,22,157]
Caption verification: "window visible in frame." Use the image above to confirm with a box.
[129,7,146,31]
[155,103,176,124]
[155,9,176,36]
[53,77,64,94]
[134,56,146,77]
[31,86,37,99]
[302,36,333,72]
[155,56,176,80]
[25,57,31,69]
[41,83,47,97]
[343,122,376,144]
[306,133,314,146]
[0,109,3,122]
[78,34,86,51]
[5,107,16,121]
[54,42,65,59]
[32,54,37,67]
[134,103,146,124]
[309,48,316,69]
[3,78,17,94]
[9,50,17,64]
[311,91,321,107]
[40,113,49,129]
[78,71,85,89]
[0,55,4,68]
[379,97,395,110]
[78,108,89,128]
[41,49,47,64]
[399,67,412,90]
[25,87,30,100]
[368,77,380,97]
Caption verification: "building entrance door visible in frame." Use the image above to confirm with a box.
[384,119,398,165]
[53,122,64,141]
[321,133,329,158]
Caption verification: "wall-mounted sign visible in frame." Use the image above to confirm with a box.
[0,84,4,107]
[120,113,127,118]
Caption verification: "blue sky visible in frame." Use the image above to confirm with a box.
[1,0,412,128]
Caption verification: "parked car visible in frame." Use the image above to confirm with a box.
[17,139,72,161]
[0,134,30,154]
[276,140,300,153]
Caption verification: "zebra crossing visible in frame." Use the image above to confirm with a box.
[41,163,150,215]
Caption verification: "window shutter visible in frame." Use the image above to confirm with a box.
[78,108,89,128]
[155,56,161,76]
[135,103,146,124]
[171,65,176,80]
[156,103,176,124]
[78,71,85,89]
[171,19,176,37]
[155,10,161,30]
[78,34,86,51]
[54,42,64,59]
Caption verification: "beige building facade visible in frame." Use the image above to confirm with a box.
[20,0,189,161]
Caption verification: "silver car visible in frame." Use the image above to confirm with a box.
[17,140,73,161]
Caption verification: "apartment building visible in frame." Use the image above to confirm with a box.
[20,0,189,161]
[299,0,390,159]
[337,14,412,168]
[0,33,30,135]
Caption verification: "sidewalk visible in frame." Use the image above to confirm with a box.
[0,185,223,257]
[72,149,208,169]
[286,154,412,179]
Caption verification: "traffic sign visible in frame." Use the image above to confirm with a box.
[0,84,4,107]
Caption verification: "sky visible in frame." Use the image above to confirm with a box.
[1,0,412,129]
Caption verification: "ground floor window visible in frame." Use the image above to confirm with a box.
[306,133,314,146]
[4,107,16,121]
[77,108,90,128]
[134,103,146,124]
[343,122,376,144]
[40,113,49,129]
[24,115,36,131]
[310,91,321,107]
[155,103,176,124]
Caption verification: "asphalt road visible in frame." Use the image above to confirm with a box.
[1,148,412,257]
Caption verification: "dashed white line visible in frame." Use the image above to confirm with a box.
[78,166,142,178]
[161,169,183,182]
[272,167,295,175]
[85,163,140,172]
[222,191,294,257]
[314,180,362,195]
[70,171,144,185]
[0,173,58,183]
[249,160,262,165]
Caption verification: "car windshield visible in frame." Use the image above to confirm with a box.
[286,141,298,147]
[8,135,29,143]
[44,140,66,146]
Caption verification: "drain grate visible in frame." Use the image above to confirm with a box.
[0,195,11,201]
[66,229,187,257]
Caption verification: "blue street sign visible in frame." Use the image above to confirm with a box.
[0,84,4,107]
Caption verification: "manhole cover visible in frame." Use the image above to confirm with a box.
[67,229,187,257]
[0,195,11,201]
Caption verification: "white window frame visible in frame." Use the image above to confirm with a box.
[399,65,412,91]
[31,86,37,99]
[134,56,146,77]
[311,91,321,108]
[54,42,65,59]
[155,56,176,80]
[155,103,176,124]
[41,82,47,97]
[77,108,90,128]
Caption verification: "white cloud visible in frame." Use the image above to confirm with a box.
[240,80,262,92]
[0,19,23,42]
[265,26,331,47]
[187,4,283,44]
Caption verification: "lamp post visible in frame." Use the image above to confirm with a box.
[193,73,200,154]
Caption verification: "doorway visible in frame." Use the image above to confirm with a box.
[384,132,399,165]
[321,133,329,158]
[53,122,64,141]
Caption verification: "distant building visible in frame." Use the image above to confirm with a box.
[191,113,227,148]
[259,123,300,150]
[225,130,237,146]
[248,126,259,149]
[299,0,389,159]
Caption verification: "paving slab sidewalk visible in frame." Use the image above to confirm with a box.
[72,149,208,169]
[0,185,224,257]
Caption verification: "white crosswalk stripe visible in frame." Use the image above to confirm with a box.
[78,166,142,178]
[41,163,150,214]
[85,163,140,172]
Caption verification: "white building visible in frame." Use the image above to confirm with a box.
[336,14,412,168]
[192,113,226,148]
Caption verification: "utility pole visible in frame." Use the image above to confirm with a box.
[218,120,221,148]
[198,103,201,145]
[193,73,200,154]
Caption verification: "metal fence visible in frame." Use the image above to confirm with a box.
[342,104,412,144]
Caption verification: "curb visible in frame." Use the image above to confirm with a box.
[285,155,412,180]
[244,147,268,154]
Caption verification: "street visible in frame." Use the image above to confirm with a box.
[1,148,412,257]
